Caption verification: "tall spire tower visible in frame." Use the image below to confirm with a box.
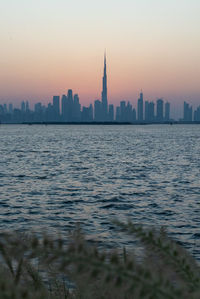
[101,51,108,120]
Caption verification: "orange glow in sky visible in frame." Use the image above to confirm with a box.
[0,0,199,110]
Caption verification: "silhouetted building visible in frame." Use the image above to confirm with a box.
[126,102,133,122]
[115,101,135,122]
[108,104,114,121]
[53,96,60,121]
[94,100,102,121]
[183,101,193,121]
[137,92,143,121]
[81,104,93,122]
[116,106,120,122]
[101,53,108,121]
[149,102,155,121]
[120,101,126,122]
[194,106,200,121]
[0,105,4,116]
[34,102,44,122]
[21,101,25,113]
[73,94,81,121]
[132,108,136,122]
[145,101,155,122]
[46,103,54,122]
[3,104,7,114]
[67,89,73,121]
[156,99,164,122]
[61,95,68,121]
[8,103,13,114]
[145,101,149,122]
[25,101,29,112]
[165,102,170,121]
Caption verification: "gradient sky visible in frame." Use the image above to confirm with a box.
[0,0,200,116]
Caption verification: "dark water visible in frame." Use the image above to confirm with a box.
[0,125,200,259]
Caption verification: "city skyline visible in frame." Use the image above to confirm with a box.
[0,52,200,123]
[0,0,200,115]
[0,53,200,123]
[0,52,199,122]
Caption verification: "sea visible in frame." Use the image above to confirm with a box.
[0,124,200,260]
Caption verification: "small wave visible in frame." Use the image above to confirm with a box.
[0,202,10,208]
[100,196,122,203]
[100,203,116,209]
[193,233,200,238]
[155,210,176,216]
[35,176,48,180]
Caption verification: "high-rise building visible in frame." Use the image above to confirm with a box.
[137,92,143,121]
[116,106,120,122]
[145,101,155,122]
[53,96,60,121]
[67,89,73,121]
[94,100,102,121]
[148,102,155,122]
[183,102,192,121]
[74,94,81,121]
[81,104,93,122]
[46,103,54,122]
[101,52,108,121]
[156,99,164,122]
[165,102,170,121]
[194,106,200,121]
[120,101,126,122]
[126,102,132,122]
[3,104,7,114]
[108,104,114,121]
[34,102,44,122]
[25,101,29,112]
[145,101,149,122]
[61,95,67,121]
[8,103,13,114]
[132,108,136,122]
[21,101,25,113]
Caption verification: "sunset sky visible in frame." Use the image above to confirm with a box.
[0,0,200,116]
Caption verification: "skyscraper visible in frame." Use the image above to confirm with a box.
[94,100,102,121]
[21,101,25,113]
[137,92,143,121]
[61,95,68,121]
[8,103,13,114]
[25,101,29,112]
[148,102,155,121]
[194,106,200,121]
[67,89,73,121]
[101,52,108,121]
[145,101,149,122]
[165,102,170,121]
[53,96,60,121]
[156,99,164,122]
[183,101,193,121]
[108,104,114,121]
[74,94,81,121]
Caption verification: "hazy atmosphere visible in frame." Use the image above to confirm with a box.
[0,0,200,117]
[1,2,200,298]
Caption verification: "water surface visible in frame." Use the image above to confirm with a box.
[0,125,199,258]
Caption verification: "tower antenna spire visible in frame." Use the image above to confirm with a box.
[101,50,108,120]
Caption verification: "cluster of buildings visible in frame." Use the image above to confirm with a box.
[183,102,200,122]
[0,54,200,123]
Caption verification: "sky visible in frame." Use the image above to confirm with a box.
[0,0,200,117]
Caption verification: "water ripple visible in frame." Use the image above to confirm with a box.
[0,124,200,260]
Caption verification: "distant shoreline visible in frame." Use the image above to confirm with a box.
[1,121,200,125]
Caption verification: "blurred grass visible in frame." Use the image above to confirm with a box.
[0,220,199,298]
